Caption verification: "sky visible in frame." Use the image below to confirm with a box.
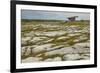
[21,10,90,20]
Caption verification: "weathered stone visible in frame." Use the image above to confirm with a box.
[24,47,31,56]
[32,44,53,53]
[44,58,53,62]
[25,31,35,37]
[21,41,28,46]
[68,33,80,37]
[45,47,74,56]
[46,45,64,51]
[34,31,67,37]
[63,54,81,60]
[21,37,31,42]
[21,47,26,56]
[57,36,69,40]
[22,57,42,63]
[44,57,62,62]
[73,43,90,49]
[21,20,90,62]
[81,53,90,60]
[53,57,62,61]
[82,56,90,60]
[30,37,45,43]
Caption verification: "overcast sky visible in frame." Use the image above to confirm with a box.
[21,10,90,20]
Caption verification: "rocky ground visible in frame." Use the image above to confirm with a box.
[21,21,90,63]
